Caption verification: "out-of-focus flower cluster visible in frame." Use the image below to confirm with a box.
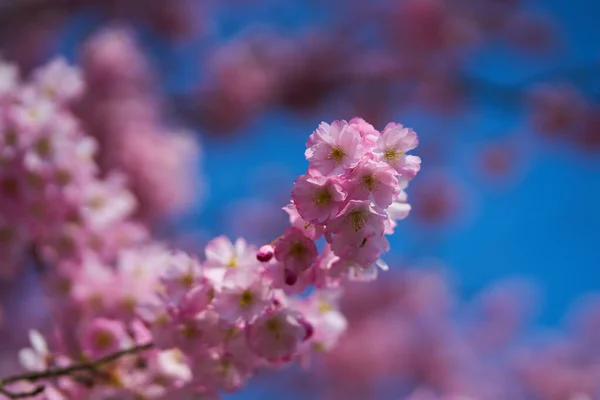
[0,56,419,398]
[76,27,201,223]
[527,82,600,152]
[301,268,600,400]
[194,0,556,134]
[0,56,147,278]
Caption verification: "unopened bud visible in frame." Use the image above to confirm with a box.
[256,245,274,262]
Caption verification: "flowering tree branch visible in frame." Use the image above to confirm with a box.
[0,343,153,398]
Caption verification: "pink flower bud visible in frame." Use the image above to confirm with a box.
[256,244,274,262]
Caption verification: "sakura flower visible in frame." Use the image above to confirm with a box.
[214,268,272,322]
[115,245,170,316]
[204,236,259,273]
[327,200,389,249]
[346,158,400,208]
[247,308,310,361]
[8,87,55,133]
[170,310,222,355]
[160,251,204,301]
[19,330,50,371]
[32,57,85,103]
[293,290,348,358]
[305,120,363,175]
[292,172,347,223]
[79,318,130,358]
[375,122,421,179]
[78,173,138,231]
[274,227,318,276]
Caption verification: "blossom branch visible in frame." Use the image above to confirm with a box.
[0,343,153,397]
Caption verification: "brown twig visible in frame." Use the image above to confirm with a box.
[0,343,153,398]
[0,385,45,399]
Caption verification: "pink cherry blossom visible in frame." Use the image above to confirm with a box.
[292,171,347,223]
[375,122,422,179]
[79,318,130,358]
[305,120,364,175]
[274,227,318,275]
[204,236,259,272]
[346,158,400,208]
[32,57,84,103]
[214,268,272,322]
[160,251,204,302]
[327,200,389,249]
[247,308,309,361]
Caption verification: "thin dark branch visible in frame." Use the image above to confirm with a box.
[0,343,153,395]
[0,385,45,399]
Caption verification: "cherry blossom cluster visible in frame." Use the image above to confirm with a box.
[268,118,420,288]
[0,58,418,399]
[76,27,202,223]
[0,57,148,279]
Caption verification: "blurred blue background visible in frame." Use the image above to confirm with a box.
[45,0,600,329]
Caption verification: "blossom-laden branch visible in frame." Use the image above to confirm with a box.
[0,343,153,399]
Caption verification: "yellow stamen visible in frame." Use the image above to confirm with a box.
[240,290,254,308]
[328,146,346,163]
[361,174,377,191]
[227,256,238,268]
[349,210,366,232]
[317,300,332,313]
[384,147,404,164]
[314,188,331,205]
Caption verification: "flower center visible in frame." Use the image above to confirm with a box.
[227,256,238,268]
[35,137,52,157]
[348,210,366,232]
[289,242,306,258]
[178,273,195,288]
[328,146,346,163]
[265,318,282,340]
[361,174,377,191]
[314,188,331,205]
[93,331,114,350]
[317,300,332,313]
[240,290,254,308]
[384,147,403,164]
